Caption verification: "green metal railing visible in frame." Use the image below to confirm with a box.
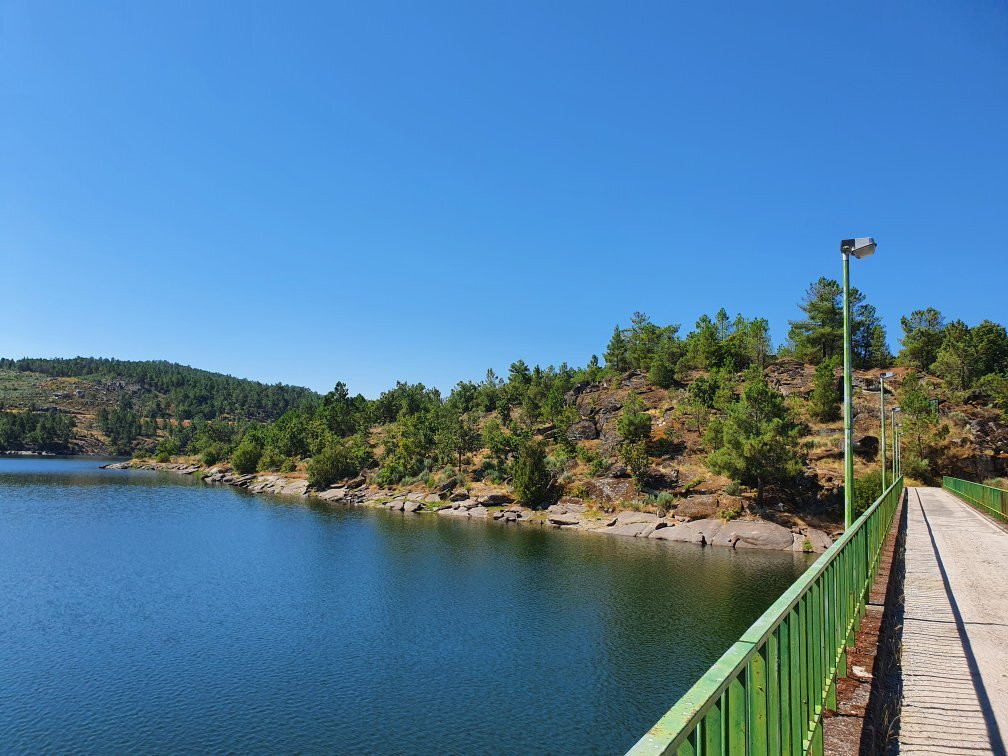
[943,476,1008,522]
[628,476,905,756]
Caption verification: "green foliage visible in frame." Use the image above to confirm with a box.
[617,392,652,444]
[576,444,606,476]
[706,368,803,504]
[154,437,179,463]
[231,440,262,474]
[931,319,1008,392]
[896,370,946,481]
[682,309,771,372]
[809,359,841,422]
[97,397,141,455]
[619,439,650,488]
[481,418,514,468]
[199,443,227,466]
[605,313,682,375]
[435,408,479,470]
[716,502,741,521]
[0,356,314,424]
[852,468,884,517]
[898,308,945,371]
[307,436,372,489]
[0,410,76,453]
[787,277,888,367]
[511,439,557,507]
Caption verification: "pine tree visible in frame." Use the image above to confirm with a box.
[707,368,803,504]
[809,359,841,421]
[604,326,629,373]
[898,308,945,372]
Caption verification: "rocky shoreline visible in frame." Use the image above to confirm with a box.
[103,460,834,554]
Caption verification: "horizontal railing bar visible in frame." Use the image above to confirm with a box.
[627,476,904,755]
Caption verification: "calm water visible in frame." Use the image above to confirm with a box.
[0,456,811,754]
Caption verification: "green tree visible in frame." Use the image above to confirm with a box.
[809,359,841,422]
[896,370,946,479]
[788,277,880,367]
[511,439,556,507]
[617,392,652,444]
[897,308,945,371]
[436,409,479,470]
[231,439,262,474]
[307,436,371,489]
[788,277,845,364]
[619,439,650,489]
[971,320,1008,378]
[931,320,975,390]
[707,368,803,505]
[604,325,629,373]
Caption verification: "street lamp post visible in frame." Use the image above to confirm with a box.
[842,237,877,529]
[895,425,902,477]
[879,372,894,493]
[891,407,901,481]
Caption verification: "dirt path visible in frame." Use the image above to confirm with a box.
[899,487,1008,754]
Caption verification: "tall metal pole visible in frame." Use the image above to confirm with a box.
[843,250,855,528]
[891,409,898,481]
[895,427,901,477]
[880,375,887,493]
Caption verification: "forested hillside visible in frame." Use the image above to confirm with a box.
[137,275,1008,524]
[5,276,1007,525]
[0,358,316,454]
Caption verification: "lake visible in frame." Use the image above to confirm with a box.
[0,456,810,754]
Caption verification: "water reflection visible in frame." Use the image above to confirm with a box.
[0,456,810,754]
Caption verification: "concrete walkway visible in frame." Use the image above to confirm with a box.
[899,487,1008,755]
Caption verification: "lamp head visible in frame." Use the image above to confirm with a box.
[881,371,895,379]
[841,237,877,259]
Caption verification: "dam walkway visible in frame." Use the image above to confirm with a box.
[899,487,1008,755]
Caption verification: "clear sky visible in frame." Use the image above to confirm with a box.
[2,1,1006,397]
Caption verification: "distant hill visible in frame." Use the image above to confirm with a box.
[0,357,317,454]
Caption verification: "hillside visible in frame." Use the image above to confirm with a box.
[6,284,1007,532]
[0,358,317,455]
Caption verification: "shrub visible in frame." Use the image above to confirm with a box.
[307,443,363,489]
[809,359,841,422]
[717,502,742,521]
[257,447,283,472]
[576,445,606,476]
[280,457,297,473]
[852,468,884,517]
[200,443,228,467]
[724,481,742,496]
[619,439,650,488]
[231,440,262,474]
[154,437,179,463]
[511,440,557,508]
[618,393,652,444]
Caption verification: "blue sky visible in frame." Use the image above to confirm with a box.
[2,1,1006,397]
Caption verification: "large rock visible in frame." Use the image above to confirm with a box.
[402,499,423,513]
[567,419,598,441]
[675,495,720,520]
[468,505,489,519]
[280,480,309,497]
[439,507,471,518]
[711,521,796,550]
[650,519,724,545]
[319,487,347,502]
[548,513,581,526]
[797,527,833,552]
[614,511,660,526]
[606,522,653,537]
[583,477,637,503]
[477,493,514,506]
